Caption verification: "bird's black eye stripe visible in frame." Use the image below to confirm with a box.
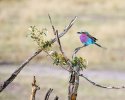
[77,32,81,34]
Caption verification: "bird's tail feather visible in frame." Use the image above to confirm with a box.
[94,43,107,49]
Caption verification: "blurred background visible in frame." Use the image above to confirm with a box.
[0,0,125,100]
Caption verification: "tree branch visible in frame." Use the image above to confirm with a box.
[71,44,125,89]
[0,49,42,92]
[53,22,80,100]
[48,14,56,35]
[60,64,125,89]
[48,14,67,57]
[80,74,125,89]
[0,16,77,93]
[72,45,85,59]
[51,16,77,43]
[55,30,66,57]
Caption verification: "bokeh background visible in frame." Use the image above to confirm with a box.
[0,0,125,100]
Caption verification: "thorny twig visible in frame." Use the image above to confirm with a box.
[0,16,77,93]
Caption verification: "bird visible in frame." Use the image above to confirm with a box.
[77,31,106,49]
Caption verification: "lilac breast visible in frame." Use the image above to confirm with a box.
[80,34,88,43]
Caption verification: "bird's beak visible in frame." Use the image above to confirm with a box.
[77,32,82,34]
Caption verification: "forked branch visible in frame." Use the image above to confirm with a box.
[0,16,77,93]
[72,45,125,89]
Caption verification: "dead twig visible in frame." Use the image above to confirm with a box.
[48,15,66,57]
[0,16,77,93]
[30,76,40,100]
[30,76,58,100]
[54,96,59,100]
[72,45,85,59]
[51,16,77,43]
[48,14,56,35]
[70,65,125,89]
[44,88,53,100]
[55,30,64,55]
[80,74,125,89]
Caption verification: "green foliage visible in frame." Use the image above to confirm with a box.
[51,52,67,66]
[29,26,52,50]
[51,51,87,70]
[29,26,87,70]
[71,57,87,69]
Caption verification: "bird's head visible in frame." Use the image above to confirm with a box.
[77,31,89,35]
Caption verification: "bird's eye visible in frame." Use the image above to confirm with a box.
[77,32,81,34]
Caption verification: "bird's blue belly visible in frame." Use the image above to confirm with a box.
[83,38,95,46]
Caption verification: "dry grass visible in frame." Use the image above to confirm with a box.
[0,0,125,69]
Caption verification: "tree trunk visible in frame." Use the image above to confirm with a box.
[68,66,80,100]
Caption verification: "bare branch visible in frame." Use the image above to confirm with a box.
[0,16,77,93]
[51,16,77,43]
[80,74,125,89]
[48,14,67,57]
[44,88,53,100]
[48,15,65,57]
[72,45,85,59]
[61,65,125,89]
[70,41,125,89]
[54,33,81,100]
[0,49,42,92]
[55,30,65,56]
[48,14,56,35]
[46,52,125,90]
[30,76,40,100]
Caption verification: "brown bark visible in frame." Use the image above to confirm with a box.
[30,76,40,100]
[68,66,80,100]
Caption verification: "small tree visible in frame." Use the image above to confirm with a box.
[0,15,125,100]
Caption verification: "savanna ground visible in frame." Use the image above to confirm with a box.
[0,0,125,100]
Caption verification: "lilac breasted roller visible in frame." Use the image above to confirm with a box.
[77,31,106,49]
